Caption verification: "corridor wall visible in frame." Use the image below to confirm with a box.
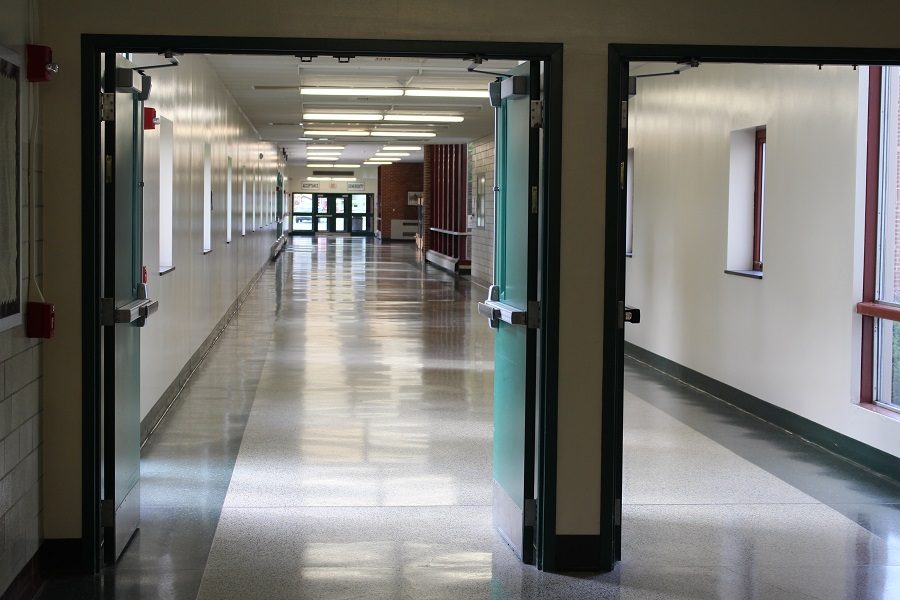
[624,63,900,458]
[138,54,280,423]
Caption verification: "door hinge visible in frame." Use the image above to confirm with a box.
[101,499,115,527]
[524,498,537,527]
[100,92,115,122]
[100,297,115,326]
[614,498,622,526]
[530,99,544,128]
[618,300,625,329]
[620,161,626,190]
[530,185,538,215]
[527,300,540,329]
[621,100,628,129]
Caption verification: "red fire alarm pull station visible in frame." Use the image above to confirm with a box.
[143,107,158,130]
[25,45,59,82]
[25,301,55,339]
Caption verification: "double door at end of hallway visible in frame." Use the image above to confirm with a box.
[292,192,373,235]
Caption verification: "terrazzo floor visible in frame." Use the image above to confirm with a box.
[38,237,900,599]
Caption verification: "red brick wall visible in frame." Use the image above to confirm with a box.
[377,163,423,240]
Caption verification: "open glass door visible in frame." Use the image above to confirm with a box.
[478,61,541,564]
[100,52,157,564]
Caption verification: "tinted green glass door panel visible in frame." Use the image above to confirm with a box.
[101,53,142,564]
[491,62,539,565]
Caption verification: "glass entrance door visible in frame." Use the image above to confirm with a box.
[292,192,313,234]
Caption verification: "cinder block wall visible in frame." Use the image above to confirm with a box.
[469,135,495,286]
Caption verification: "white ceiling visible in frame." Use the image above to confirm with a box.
[202,54,520,165]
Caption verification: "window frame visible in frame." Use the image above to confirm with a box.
[856,65,900,412]
[752,127,766,272]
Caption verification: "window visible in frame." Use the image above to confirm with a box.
[859,66,900,411]
[476,175,486,228]
[158,117,174,272]
[226,156,233,243]
[726,125,767,277]
[252,173,257,231]
[202,142,212,253]
[241,168,247,236]
[625,148,634,256]
[753,128,767,271]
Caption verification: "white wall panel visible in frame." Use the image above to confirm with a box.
[625,63,900,458]
[140,55,279,421]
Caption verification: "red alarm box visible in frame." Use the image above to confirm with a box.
[25,301,55,339]
[144,107,157,130]
[25,45,56,82]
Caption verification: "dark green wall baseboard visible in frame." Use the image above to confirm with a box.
[625,341,900,484]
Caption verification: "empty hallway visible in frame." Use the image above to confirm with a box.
[35,238,900,599]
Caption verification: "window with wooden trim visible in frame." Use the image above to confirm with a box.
[726,125,767,277]
[858,65,900,411]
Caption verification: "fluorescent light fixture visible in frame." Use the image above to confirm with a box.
[383,114,464,122]
[312,164,361,168]
[300,88,403,96]
[381,146,422,151]
[306,156,338,161]
[331,177,357,181]
[304,113,384,121]
[404,89,489,98]
[306,151,342,155]
[306,163,334,167]
[307,145,344,150]
[375,152,410,157]
[307,176,332,181]
[304,130,370,136]
[366,160,395,164]
[370,131,436,138]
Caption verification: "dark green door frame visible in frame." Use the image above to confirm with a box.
[603,43,900,572]
[81,34,563,574]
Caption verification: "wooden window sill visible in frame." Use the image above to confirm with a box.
[856,301,900,320]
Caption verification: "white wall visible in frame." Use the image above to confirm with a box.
[625,63,900,459]
[140,54,280,421]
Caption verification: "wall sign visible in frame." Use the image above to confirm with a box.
[0,47,22,333]
[346,182,366,192]
[300,181,320,191]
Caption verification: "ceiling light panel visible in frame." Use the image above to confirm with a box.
[381,146,422,151]
[311,164,361,168]
[306,163,334,168]
[383,115,464,122]
[306,146,345,150]
[301,88,403,96]
[404,89,489,98]
[304,130,370,136]
[370,131,436,138]
[375,152,410,156]
[304,113,384,121]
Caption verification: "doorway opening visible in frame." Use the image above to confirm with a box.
[604,45,900,588]
[78,36,563,591]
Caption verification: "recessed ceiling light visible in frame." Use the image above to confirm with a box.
[304,130,370,136]
[366,160,395,164]
[307,176,332,181]
[381,146,422,151]
[375,152,410,157]
[370,131,436,138]
[307,151,342,155]
[313,164,361,168]
[404,89,489,98]
[306,156,339,161]
[331,177,357,181]
[304,113,384,121]
[383,114,464,123]
[300,88,403,97]
[306,163,334,168]
[307,145,344,150]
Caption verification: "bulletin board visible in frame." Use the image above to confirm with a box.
[0,47,22,332]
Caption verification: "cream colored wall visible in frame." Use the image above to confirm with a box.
[139,54,279,421]
[624,63,900,458]
[36,0,900,541]
[0,0,43,590]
